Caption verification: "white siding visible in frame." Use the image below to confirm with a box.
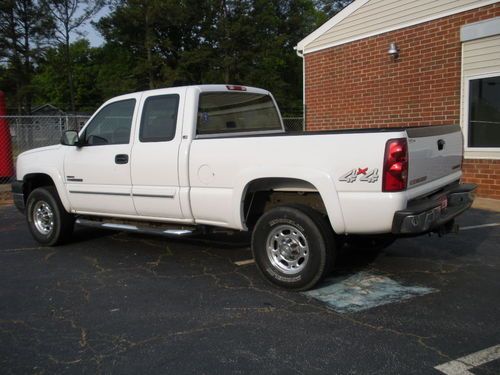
[462,34,500,76]
[304,0,498,53]
[461,34,500,159]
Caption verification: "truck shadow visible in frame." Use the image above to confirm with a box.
[70,223,495,283]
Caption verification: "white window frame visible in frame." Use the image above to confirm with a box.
[461,71,500,160]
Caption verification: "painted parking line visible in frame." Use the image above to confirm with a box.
[434,344,500,375]
[234,259,255,266]
[460,223,500,231]
[303,272,436,313]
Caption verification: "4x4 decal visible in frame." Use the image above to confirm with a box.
[339,168,379,183]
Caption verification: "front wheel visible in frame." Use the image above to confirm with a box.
[251,205,335,291]
[26,186,75,246]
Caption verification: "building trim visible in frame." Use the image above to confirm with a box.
[296,0,370,52]
[461,16,500,41]
[298,0,500,55]
[461,71,500,160]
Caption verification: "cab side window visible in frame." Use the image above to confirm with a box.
[84,99,136,146]
[140,95,180,142]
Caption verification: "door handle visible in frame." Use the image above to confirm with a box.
[115,154,129,164]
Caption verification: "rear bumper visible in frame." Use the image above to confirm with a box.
[11,181,25,213]
[392,183,476,235]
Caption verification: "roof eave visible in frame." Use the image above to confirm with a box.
[295,0,370,52]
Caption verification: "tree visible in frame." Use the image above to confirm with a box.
[42,0,104,112]
[314,0,353,17]
[33,39,102,112]
[96,0,325,113]
[97,0,209,89]
[97,0,164,90]
[2,0,353,116]
[93,42,139,100]
[0,0,53,113]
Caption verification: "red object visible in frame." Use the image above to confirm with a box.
[357,167,368,175]
[0,91,14,179]
[226,85,247,91]
[382,138,408,192]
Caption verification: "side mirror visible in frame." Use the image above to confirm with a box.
[61,130,80,146]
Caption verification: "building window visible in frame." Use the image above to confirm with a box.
[468,76,500,148]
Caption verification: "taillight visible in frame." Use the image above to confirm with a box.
[382,138,408,192]
[226,85,247,91]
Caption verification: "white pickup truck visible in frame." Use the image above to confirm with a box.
[12,85,476,290]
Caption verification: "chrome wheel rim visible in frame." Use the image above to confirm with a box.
[266,225,309,275]
[33,201,54,236]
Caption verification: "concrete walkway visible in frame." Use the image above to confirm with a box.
[473,197,500,212]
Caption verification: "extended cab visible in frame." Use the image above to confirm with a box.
[12,85,476,290]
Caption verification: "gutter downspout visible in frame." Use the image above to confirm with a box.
[294,46,306,131]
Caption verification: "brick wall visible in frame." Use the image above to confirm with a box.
[462,159,500,200]
[304,3,500,198]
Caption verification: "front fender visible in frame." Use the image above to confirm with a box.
[16,149,71,212]
[233,167,346,234]
[20,169,71,213]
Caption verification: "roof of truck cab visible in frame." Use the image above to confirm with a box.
[95,85,275,118]
[117,85,271,98]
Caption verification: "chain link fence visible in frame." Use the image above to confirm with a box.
[0,115,90,185]
[0,115,304,186]
[283,117,304,132]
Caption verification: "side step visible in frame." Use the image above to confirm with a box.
[75,218,197,238]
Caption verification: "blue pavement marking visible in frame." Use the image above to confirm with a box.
[304,271,437,313]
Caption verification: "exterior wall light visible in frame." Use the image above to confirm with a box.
[388,42,399,60]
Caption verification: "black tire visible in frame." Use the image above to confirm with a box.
[251,204,335,291]
[26,186,75,246]
[344,235,396,254]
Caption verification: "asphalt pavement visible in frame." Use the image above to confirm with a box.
[0,205,499,374]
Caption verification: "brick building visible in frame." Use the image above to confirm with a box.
[296,0,500,199]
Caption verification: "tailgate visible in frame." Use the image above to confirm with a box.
[406,125,463,189]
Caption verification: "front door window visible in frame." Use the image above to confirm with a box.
[83,99,136,146]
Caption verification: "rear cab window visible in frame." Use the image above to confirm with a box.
[196,92,283,136]
[140,94,180,142]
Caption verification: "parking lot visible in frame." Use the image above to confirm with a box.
[0,204,499,374]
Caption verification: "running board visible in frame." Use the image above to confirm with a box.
[75,218,197,238]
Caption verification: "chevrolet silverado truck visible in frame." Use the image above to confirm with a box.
[12,85,476,290]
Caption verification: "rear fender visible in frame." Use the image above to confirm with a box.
[233,167,345,233]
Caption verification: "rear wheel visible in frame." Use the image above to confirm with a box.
[26,186,75,246]
[251,205,335,291]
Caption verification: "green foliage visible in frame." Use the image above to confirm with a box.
[314,0,353,17]
[1,0,352,114]
[0,0,54,112]
[33,40,99,111]
[96,0,326,114]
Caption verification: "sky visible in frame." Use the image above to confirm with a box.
[73,5,110,47]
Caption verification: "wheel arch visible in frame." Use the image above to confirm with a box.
[21,172,71,212]
[234,171,345,234]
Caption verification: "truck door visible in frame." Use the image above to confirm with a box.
[64,98,137,215]
[130,90,186,219]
